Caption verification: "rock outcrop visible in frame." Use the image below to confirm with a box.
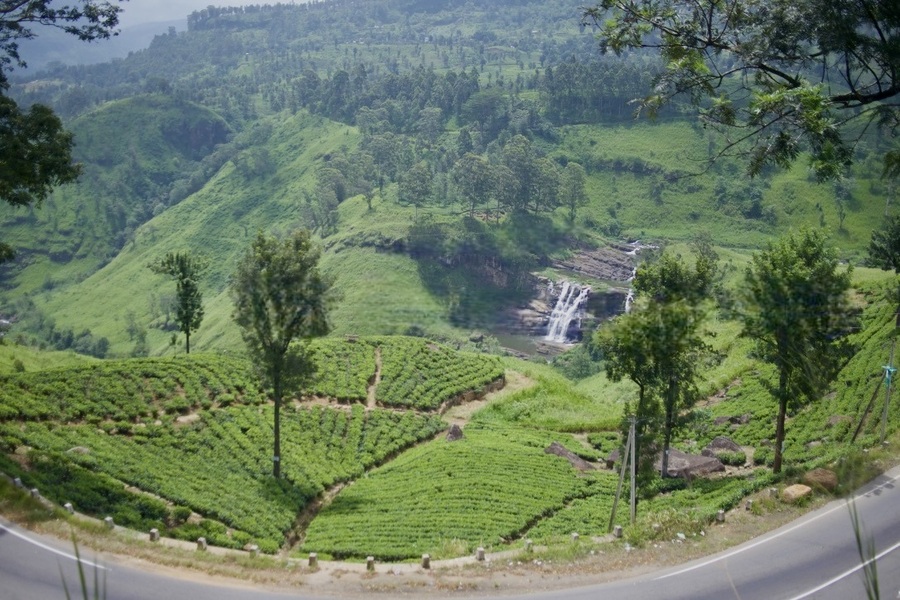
[545,442,596,471]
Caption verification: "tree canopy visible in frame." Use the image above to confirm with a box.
[741,228,854,472]
[149,251,208,354]
[230,230,331,478]
[583,0,900,179]
[595,248,716,481]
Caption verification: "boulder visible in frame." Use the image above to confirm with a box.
[826,415,850,429]
[545,442,596,471]
[803,468,838,492]
[781,484,813,503]
[605,449,620,470]
[656,449,725,478]
[703,436,742,454]
[446,424,464,441]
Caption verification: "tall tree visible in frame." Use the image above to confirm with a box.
[594,306,663,486]
[501,134,535,213]
[741,229,854,473]
[583,0,899,179]
[560,162,588,223]
[634,250,715,477]
[149,252,208,354]
[866,215,900,320]
[0,1,124,262]
[595,248,716,480]
[451,152,493,217]
[230,230,330,478]
[399,160,432,218]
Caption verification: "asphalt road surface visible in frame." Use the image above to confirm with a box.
[3,466,900,600]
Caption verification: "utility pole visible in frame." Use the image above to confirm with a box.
[881,339,896,444]
[629,416,636,524]
[608,416,637,532]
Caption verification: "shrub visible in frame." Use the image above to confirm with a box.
[753,446,773,466]
[715,450,747,466]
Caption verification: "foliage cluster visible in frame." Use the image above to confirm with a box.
[301,423,610,560]
[0,354,265,423]
[1,403,444,553]
[373,336,504,410]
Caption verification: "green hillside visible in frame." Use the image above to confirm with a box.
[0,0,898,568]
[0,0,891,355]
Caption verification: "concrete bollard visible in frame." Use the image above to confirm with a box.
[104,516,114,529]
[525,539,533,553]
[571,532,580,542]
[197,537,207,551]
[366,556,375,571]
[613,525,623,539]
[13,477,22,488]
[745,499,754,511]
[149,528,159,542]
[308,552,318,568]
[29,488,40,498]
[475,547,485,561]
[769,487,778,498]
[64,502,74,514]
[421,554,431,569]
[716,509,725,523]
[249,544,259,557]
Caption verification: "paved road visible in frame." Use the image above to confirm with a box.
[3,466,900,599]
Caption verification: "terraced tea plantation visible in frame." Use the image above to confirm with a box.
[0,337,503,552]
[301,422,620,559]
[3,289,899,560]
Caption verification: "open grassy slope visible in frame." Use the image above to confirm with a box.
[0,95,231,295]
[2,108,884,357]
[33,112,359,355]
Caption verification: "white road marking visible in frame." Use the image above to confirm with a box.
[0,523,108,570]
[787,539,900,600]
[654,469,900,581]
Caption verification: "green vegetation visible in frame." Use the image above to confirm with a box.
[301,423,615,560]
[231,229,332,478]
[0,339,513,552]
[374,336,504,410]
[0,0,898,571]
[584,0,899,179]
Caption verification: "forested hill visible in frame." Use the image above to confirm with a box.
[0,0,891,357]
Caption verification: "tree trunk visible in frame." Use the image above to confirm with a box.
[773,367,788,474]
[661,378,676,477]
[185,332,190,354]
[273,366,282,479]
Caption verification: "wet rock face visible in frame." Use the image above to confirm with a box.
[499,279,628,341]
[550,246,636,281]
[493,245,638,351]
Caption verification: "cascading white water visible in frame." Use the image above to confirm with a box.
[624,267,637,312]
[545,281,591,343]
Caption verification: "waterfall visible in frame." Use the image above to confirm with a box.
[545,282,591,343]
[624,289,635,313]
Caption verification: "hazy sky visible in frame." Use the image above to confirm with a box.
[118,1,292,28]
